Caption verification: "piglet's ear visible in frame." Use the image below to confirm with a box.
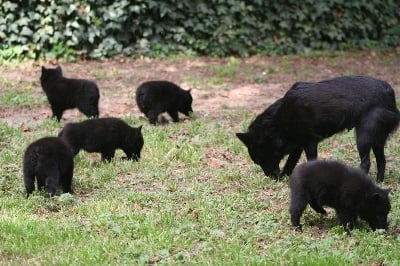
[41,66,46,71]
[137,125,143,131]
[187,89,192,93]
[236,132,251,147]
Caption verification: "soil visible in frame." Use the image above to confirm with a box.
[1,52,400,125]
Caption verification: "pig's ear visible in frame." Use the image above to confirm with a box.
[137,125,143,132]
[187,89,192,94]
[370,193,380,202]
[236,132,252,147]
[370,191,389,202]
[41,66,46,72]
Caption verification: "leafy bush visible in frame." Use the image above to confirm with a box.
[0,0,399,59]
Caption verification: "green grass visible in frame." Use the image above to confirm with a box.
[182,76,203,90]
[211,57,240,80]
[279,56,293,74]
[89,67,120,81]
[1,56,400,265]
[0,78,46,109]
[1,113,399,265]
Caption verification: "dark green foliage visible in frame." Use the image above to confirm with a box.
[0,0,399,59]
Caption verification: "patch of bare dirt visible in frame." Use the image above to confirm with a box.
[1,52,400,125]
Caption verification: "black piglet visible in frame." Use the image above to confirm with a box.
[40,65,100,121]
[136,80,193,125]
[289,160,391,234]
[59,117,144,161]
[23,137,74,197]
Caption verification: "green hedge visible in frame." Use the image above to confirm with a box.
[1,0,399,59]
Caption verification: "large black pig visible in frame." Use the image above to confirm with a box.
[236,76,399,181]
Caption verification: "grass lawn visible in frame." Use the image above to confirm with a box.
[0,52,399,265]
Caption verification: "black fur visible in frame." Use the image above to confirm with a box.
[40,65,100,121]
[136,80,193,124]
[236,76,399,181]
[289,160,391,233]
[23,137,74,197]
[59,117,144,161]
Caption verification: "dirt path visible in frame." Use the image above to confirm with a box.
[1,53,399,125]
